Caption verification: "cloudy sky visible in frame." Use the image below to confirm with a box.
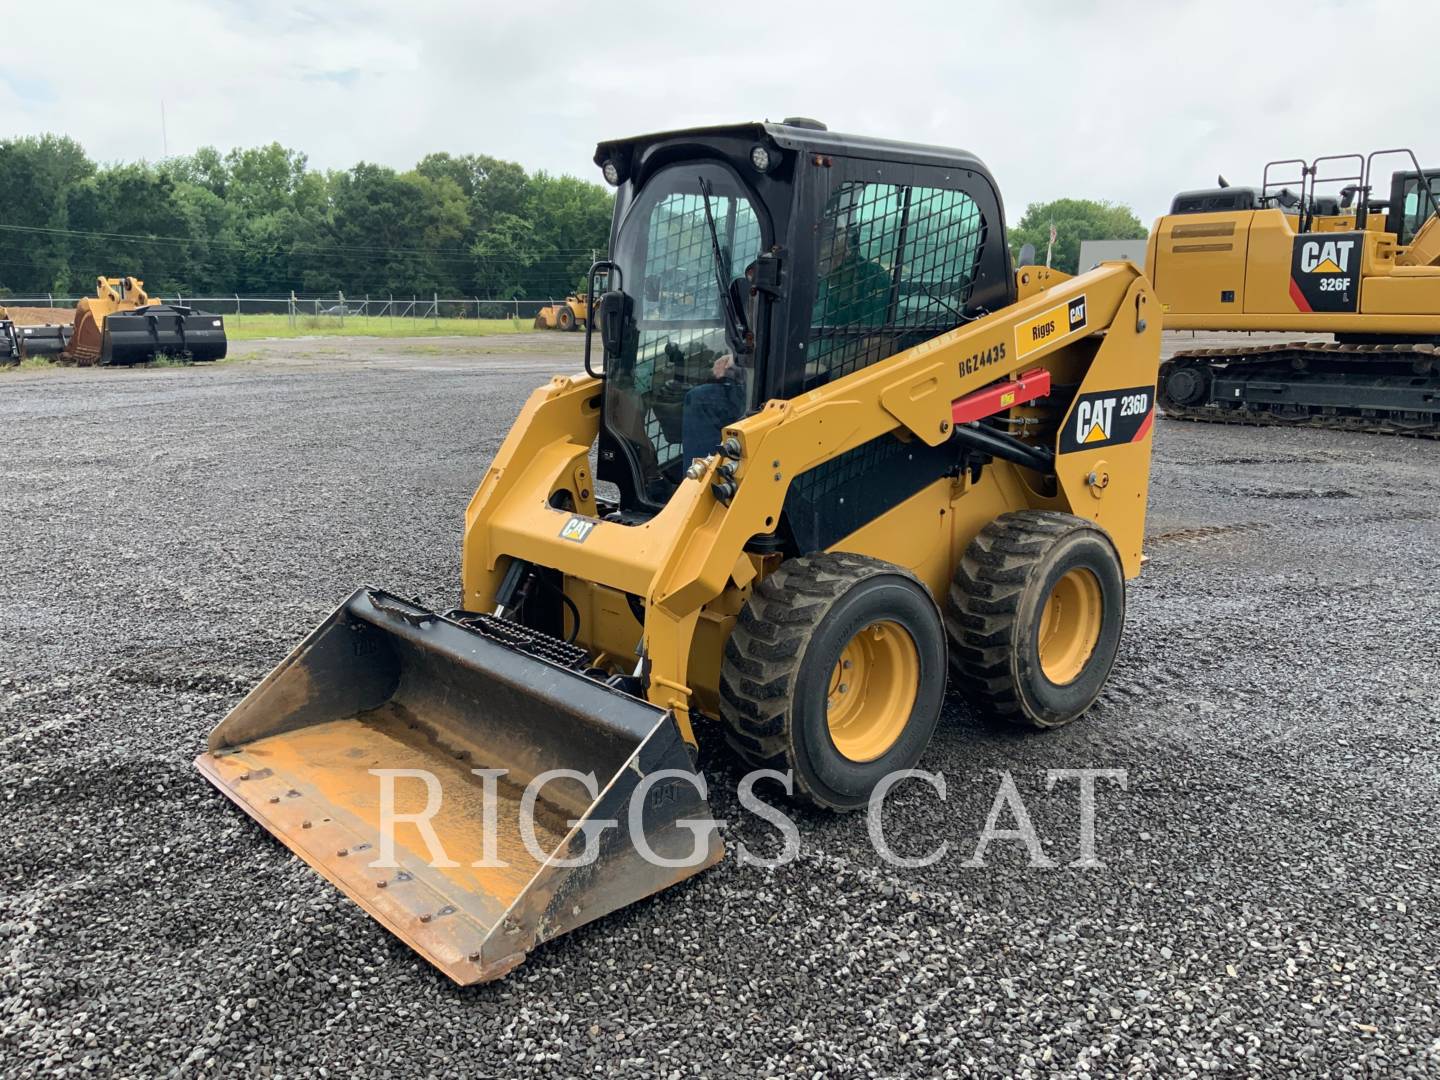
[4,0,1436,223]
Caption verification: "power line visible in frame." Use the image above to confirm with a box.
[0,221,605,260]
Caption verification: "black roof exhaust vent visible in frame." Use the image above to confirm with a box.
[780,117,827,131]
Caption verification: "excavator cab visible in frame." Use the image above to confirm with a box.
[1385,169,1440,263]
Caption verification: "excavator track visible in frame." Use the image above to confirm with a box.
[1159,340,1440,438]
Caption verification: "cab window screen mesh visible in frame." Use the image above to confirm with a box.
[809,181,986,386]
[641,193,761,323]
[604,182,760,499]
[634,193,760,464]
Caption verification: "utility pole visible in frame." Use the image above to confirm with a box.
[160,100,168,157]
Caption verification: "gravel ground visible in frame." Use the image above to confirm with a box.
[1,332,1437,1078]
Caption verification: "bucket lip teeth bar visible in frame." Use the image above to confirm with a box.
[196,585,717,986]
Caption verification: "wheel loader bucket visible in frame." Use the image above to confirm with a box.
[196,589,722,985]
[102,304,227,364]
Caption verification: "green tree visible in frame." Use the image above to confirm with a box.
[0,136,612,299]
[0,135,95,294]
[64,163,195,294]
[523,172,612,296]
[1009,199,1147,275]
[472,211,539,299]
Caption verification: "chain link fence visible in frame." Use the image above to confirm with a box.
[0,291,580,326]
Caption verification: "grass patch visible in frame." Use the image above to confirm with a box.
[0,354,57,372]
[218,348,266,364]
[225,314,533,342]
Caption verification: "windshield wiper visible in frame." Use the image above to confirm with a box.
[697,176,750,357]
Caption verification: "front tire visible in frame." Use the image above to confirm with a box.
[945,511,1125,728]
[719,552,947,810]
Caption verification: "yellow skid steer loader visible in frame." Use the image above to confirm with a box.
[198,120,1161,985]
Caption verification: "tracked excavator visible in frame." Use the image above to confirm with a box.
[14,276,227,365]
[1149,149,1440,435]
[197,120,1161,985]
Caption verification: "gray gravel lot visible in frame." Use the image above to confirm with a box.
[1,332,1438,1078]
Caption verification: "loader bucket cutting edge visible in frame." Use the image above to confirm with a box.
[195,588,722,985]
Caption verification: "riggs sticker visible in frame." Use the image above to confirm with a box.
[1016,293,1088,358]
[1290,233,1362,313]
[1059,386,1155,453]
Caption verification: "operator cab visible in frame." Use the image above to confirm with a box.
[587,120,1014,518]
[1387,168,1440,245]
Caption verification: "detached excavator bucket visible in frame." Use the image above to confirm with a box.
[103,304,227,364]
[196,589,721,985]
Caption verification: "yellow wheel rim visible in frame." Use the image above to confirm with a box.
[1037,568,1104,685]
[826,620,920,763]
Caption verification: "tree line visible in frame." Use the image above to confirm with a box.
[1008,198,1148,276]
[0,134,1148,300]
[0,135,614,300]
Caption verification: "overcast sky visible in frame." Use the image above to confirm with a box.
[5,0,1436,224]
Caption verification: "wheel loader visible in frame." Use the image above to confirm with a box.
[533,293,592,331]
[197,120,1162,986]
[14,275,227,365]
[1148,149,1440,435]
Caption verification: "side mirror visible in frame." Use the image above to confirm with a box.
[598,290,632,359]
[1017,242,1037,267]
[584,259,621,379]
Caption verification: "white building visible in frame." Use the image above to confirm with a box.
[1078,239,1149,271]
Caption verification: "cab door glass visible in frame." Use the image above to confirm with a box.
[605,164,763,505]
[1400,177,1440,244]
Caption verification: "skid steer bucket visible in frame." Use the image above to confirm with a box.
[103,304,227,364]
[196,588,721,985]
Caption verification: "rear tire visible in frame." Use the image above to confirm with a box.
[719,552,946,810]
[945,511,1125,729]
[557,305,576,332]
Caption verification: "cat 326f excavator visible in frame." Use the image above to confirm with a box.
[197,120,1161,985]
[1148,149,1440,435]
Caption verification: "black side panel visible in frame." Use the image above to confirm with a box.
[782,432,960,553]
[1289,233,1363,313]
